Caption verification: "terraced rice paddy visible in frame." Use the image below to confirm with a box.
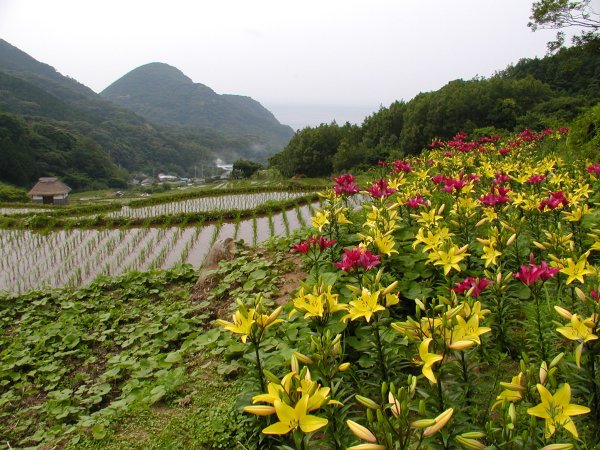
[0,203,317,293]
[106,191,310,219]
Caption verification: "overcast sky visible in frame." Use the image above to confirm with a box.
[0,0,574,127]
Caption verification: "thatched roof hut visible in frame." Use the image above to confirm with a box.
[28,177,72,205]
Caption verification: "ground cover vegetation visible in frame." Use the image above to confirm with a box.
[0,243,293,449]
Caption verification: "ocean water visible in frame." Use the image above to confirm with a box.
[266,104,379,131]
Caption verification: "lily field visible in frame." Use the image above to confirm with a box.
[1,129,600,449]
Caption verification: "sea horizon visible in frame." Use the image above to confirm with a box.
[266,103,380,131]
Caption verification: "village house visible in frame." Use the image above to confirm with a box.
[27,177,72,205]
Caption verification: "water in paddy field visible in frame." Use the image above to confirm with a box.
[235,218,255,246]
[0,203,321,293]
[254,216,271,244]
[186,224,217,267]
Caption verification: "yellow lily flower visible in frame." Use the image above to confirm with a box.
[342,288,385,323]
[432,245,469,275]
[262,395,328,435]
[493,372,525,409]
[413,227,452,252]
[556,314,598,343]
[374,234,397,256]
[335,207,353,225]
[412,208,443,228]
[556,314,598,367]
[563,204,592,222]
[560,254,595,285]
[311,211,330,231]
[251,380,285,405]
[216,307,255,343]
[292,284,347,320]
[418,338,443,384]
[447,315,491,349]
[527,383,590,438]
[481,244,502,268]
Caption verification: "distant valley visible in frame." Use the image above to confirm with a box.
[0,39,293,190]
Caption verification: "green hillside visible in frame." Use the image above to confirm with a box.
[0,40,293,189]
[100,62,293,148]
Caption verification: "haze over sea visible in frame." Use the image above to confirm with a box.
[266,104,378,131]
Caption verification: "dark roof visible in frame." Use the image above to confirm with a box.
[28,177,72,196]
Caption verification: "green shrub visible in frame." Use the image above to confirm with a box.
[0,182,28,202]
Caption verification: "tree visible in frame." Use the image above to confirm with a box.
[232,159,263,179]
[529,0,600,52]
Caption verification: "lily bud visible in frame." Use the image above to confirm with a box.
[382,280,399,296]
[506,233,516,246]
[347,420,378,443]
[461,432,486,439]
[293,351,314,365]
[332,333,342,346]
[539,444,573,450]
[449,340,476,350]
[554,306,573,320]
[437,204,445,215]
[290,354,299,374]
[411,418,436,428]
[355,395,380,410]
[408,375,417,394]
[381,382,388,400]
[243,405,276,416]
[388,392,401,416]
[508,403,516,424]
[539,361,548,385]
[263,369,281,384]
[456,436,486,449]
[423,408,454,436]
[550,352,564,368]
[265,305,283,326]
[346,444,386,450]
[338,362,351,372]
[574,287,586,302]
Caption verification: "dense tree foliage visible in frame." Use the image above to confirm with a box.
[232,159,263,179]
[0,181,27,202]
[0,112,127,190]
[269,123,348,177]
[567,100,600,158]
[270,40,600,177]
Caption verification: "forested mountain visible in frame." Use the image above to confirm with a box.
[270,40,600,177]
[0,39,292,190]
[101,63,293,148]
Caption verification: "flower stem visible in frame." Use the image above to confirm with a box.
[253,340,265,392]
[533,290,547,361]
[372,317,388,382]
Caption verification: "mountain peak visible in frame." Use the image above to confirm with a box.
[100,63,293,144]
